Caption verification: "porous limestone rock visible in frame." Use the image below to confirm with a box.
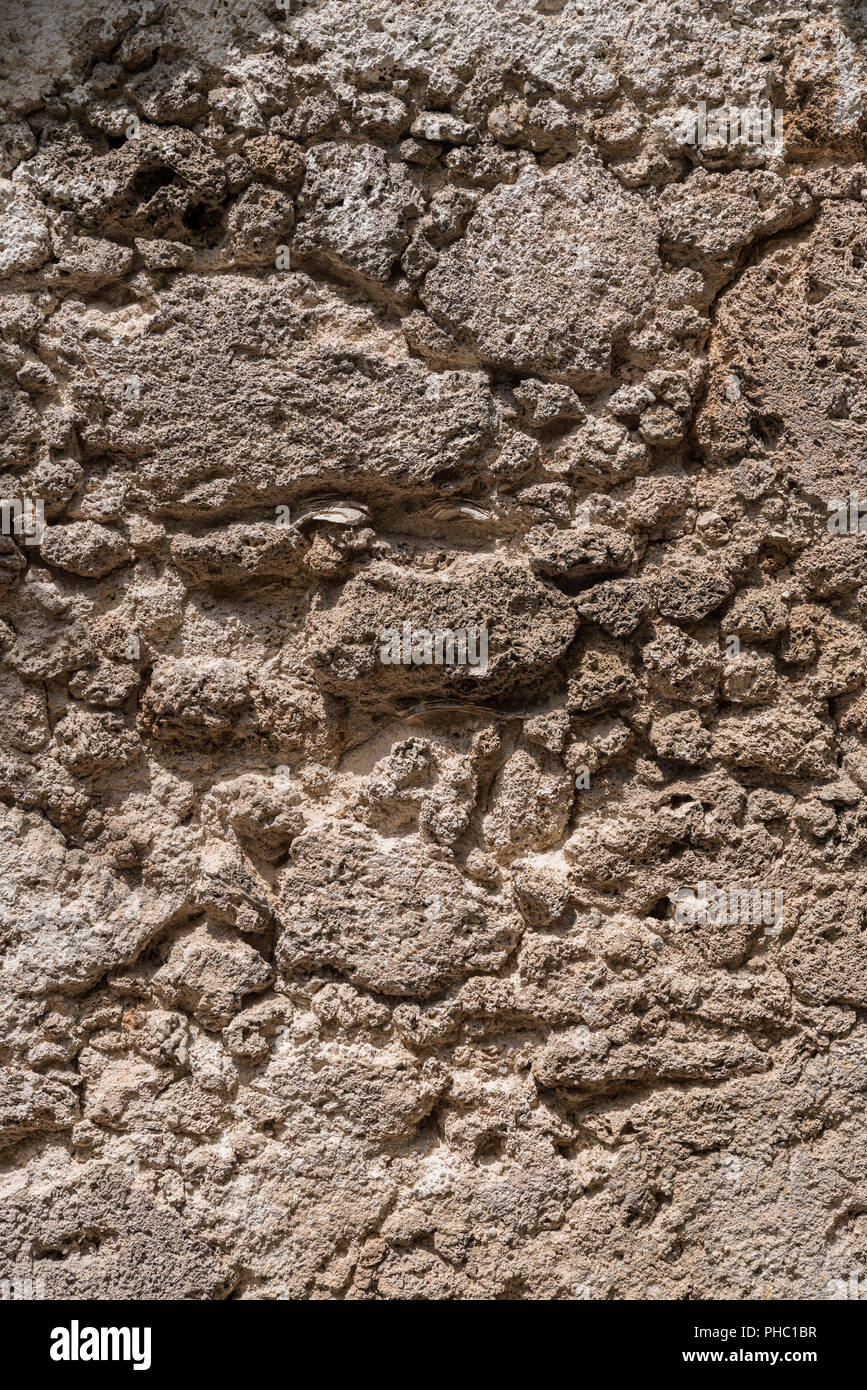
[2,0,867,1305]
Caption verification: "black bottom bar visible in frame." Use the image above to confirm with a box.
[0,1297,857,1377]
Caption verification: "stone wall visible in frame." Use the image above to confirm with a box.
[1,0,867,1300]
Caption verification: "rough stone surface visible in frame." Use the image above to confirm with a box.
[1,0,867,1303]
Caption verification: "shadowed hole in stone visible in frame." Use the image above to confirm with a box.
[131,166,178,200]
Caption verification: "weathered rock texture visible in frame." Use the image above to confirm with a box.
[2,0,867,1302]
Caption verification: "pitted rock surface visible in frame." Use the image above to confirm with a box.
[2,0,867,1302]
